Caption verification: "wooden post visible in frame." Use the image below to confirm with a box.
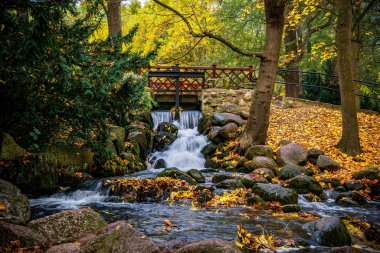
[248,65,253,82]
[137,68,142,75]
[212,64,217,78]
[175,65,180,120]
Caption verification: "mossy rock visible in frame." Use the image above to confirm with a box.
[241,173,268,188]
[252,168,275,181]
[252,183,298,205]
[353,168,379,180]
[278,164,312,180]
[286,175,323,195]
[211,174,235,184]
[187,169,205,183]
[282,204,301,213]
[245,145,273,160]
[216,179,244,189]
[152,132,176,152]
[157,122,178,136]
[157,168,196,185]
[247,196,266,208]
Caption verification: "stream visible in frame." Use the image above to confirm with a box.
[30,110,380,252]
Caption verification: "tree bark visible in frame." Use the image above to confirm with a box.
[351,39,361,109]
[336,0,362,155]
[238,0,287,151]
[283,26,300,98]
[106,0,122,37]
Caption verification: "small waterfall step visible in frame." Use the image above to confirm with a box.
[151,110,202,129]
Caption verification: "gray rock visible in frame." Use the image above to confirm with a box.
[27,208,107,244]
[246,156,277,171]
[198,115,213,135]
[208,126,222,143]
[175,238,241,253]
[45,243,81,253]
[154,159,167,169]
[152,131,176,152]
[282,204,301,213]
[307,148,325,164]
[216,179,244,189]
[201,143,217,158]
[241,173,268,188]
[187,169,205,183]
[252,183,298,205]
[219,123,239,140]
[0,221,49,249]
[303,217,351,246]
[220,104,241,115]
[240,111,250,120]
[320,178,342,188]
[245,145,273,160]
[317,155,340,172]
[352,168,379,180]
[212,113,245,126]
[286,175,323,195]
[277,143,307,166]
[157,168,197,185]
[252,168,275,181]
[278,164,312,180]
[157,122,178,136]
[211,174,235,184]
[335,192,367,206]
[343,181,364,191]
[0,179,30,224]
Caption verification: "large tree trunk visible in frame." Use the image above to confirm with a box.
[238,0,287,151]
[336,0,362,155]
[351,39,361,108]
[283,26,300,98]
[106,0,122,37]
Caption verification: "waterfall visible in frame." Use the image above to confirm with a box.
[150,110,209,171]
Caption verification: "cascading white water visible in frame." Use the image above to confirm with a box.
[150,110,209,171]
[152,111,175,129]
[151,110,202,130]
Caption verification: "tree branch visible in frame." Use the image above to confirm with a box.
[152,0,266,59]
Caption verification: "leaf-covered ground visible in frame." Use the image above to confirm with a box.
[267,101,379,182]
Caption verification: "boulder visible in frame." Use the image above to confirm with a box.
[154,159,167,169]
[58,171,93,188]
[216,179,244,189]
[327,246,372,253]
[252,183,298,205]
[239,111,250,120]
[152,131,176,152]
[335,192,367,206]
[201,143,217,158]
[278,164,312,180]
[0,179,30,224]
[80,220,160,253]
[220,104,241,115]
[157,168,196,185]
[244,145,273,160]
[157,122,179,136]
[320,178,342,188]
[211,174,235,184]
[234,157,249,173]
[252,168,275,181]
[198,115,213,135]
[286,175,323,195]
[245,156,277,171]
[45,243,81,253]
[369,181,380,197]
[27,208,107,244]
[282,204,301,213]
[307,148,325,164]
[276,143,307,166]
[107,126,125,152]
[0,133,26,160]
[187,169,205,183]
[343,181,365,191]
[208,126,222,143]
[303,217,351,247]
[0,221,49,249]
[175,238,241,253]
[218,123,238,140]
[241,173,268,188]
[212,113,245,126]
[317,155,340,172]
[246,196,266,208]
[352,168,379,180]
[127,131,148,160]
[133,110,154,129]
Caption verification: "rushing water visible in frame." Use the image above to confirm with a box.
[30,110,380,250]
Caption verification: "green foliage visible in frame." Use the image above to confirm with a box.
[0,0,157,151]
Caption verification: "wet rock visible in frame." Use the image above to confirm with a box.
[320,178,342,188]
[45,243,81,253]
[198,115,213,135]
[152,131,176,152]
[278,164,312,180]
[252,168,275,181]
[276,143,307,166]
[335,192,367,206]
[175,238,241,253]
[154,159,167,169]
[252,183,298,205]
[245,156,277,171]
[205,159,222,169]
[0,179,30,224]
[201,143,217,158]
[233,157,249,172]
[307,148,325,164]
[216,179,244,189]
[157,122,178,136]
[80,220,160,253]
[327,246,372,253]
[303,216,351,247]
[27,208,107,244]
[287,175,323,195]
[282,204,301,213]
[305,193,324,202]
[211,174,235,184]
[212,113,245,126]
[363,223,380,244]
[0,221,49,249]
[58,171,93,188]
[317,155,340,172]
[343,181,365,191]
[128,131,148,160]
[241,173,268,188]
[208,126,222,143]
[107,126,126,152]
[369,181,380,197]
[187,169,205,183]
[158,168,196,185]
[220,104,241,115]
[352,168,379,180]
[334,186,346,192]
[244,145,273,160]
[0,132,26,160]
[240,111,250,120]
[246,196,266,207]
[219,123,239,140]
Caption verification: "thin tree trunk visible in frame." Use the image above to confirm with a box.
[106,0,122,37]
[351,39,361,108]
[238,0,287,152]
[336,0,362,155]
